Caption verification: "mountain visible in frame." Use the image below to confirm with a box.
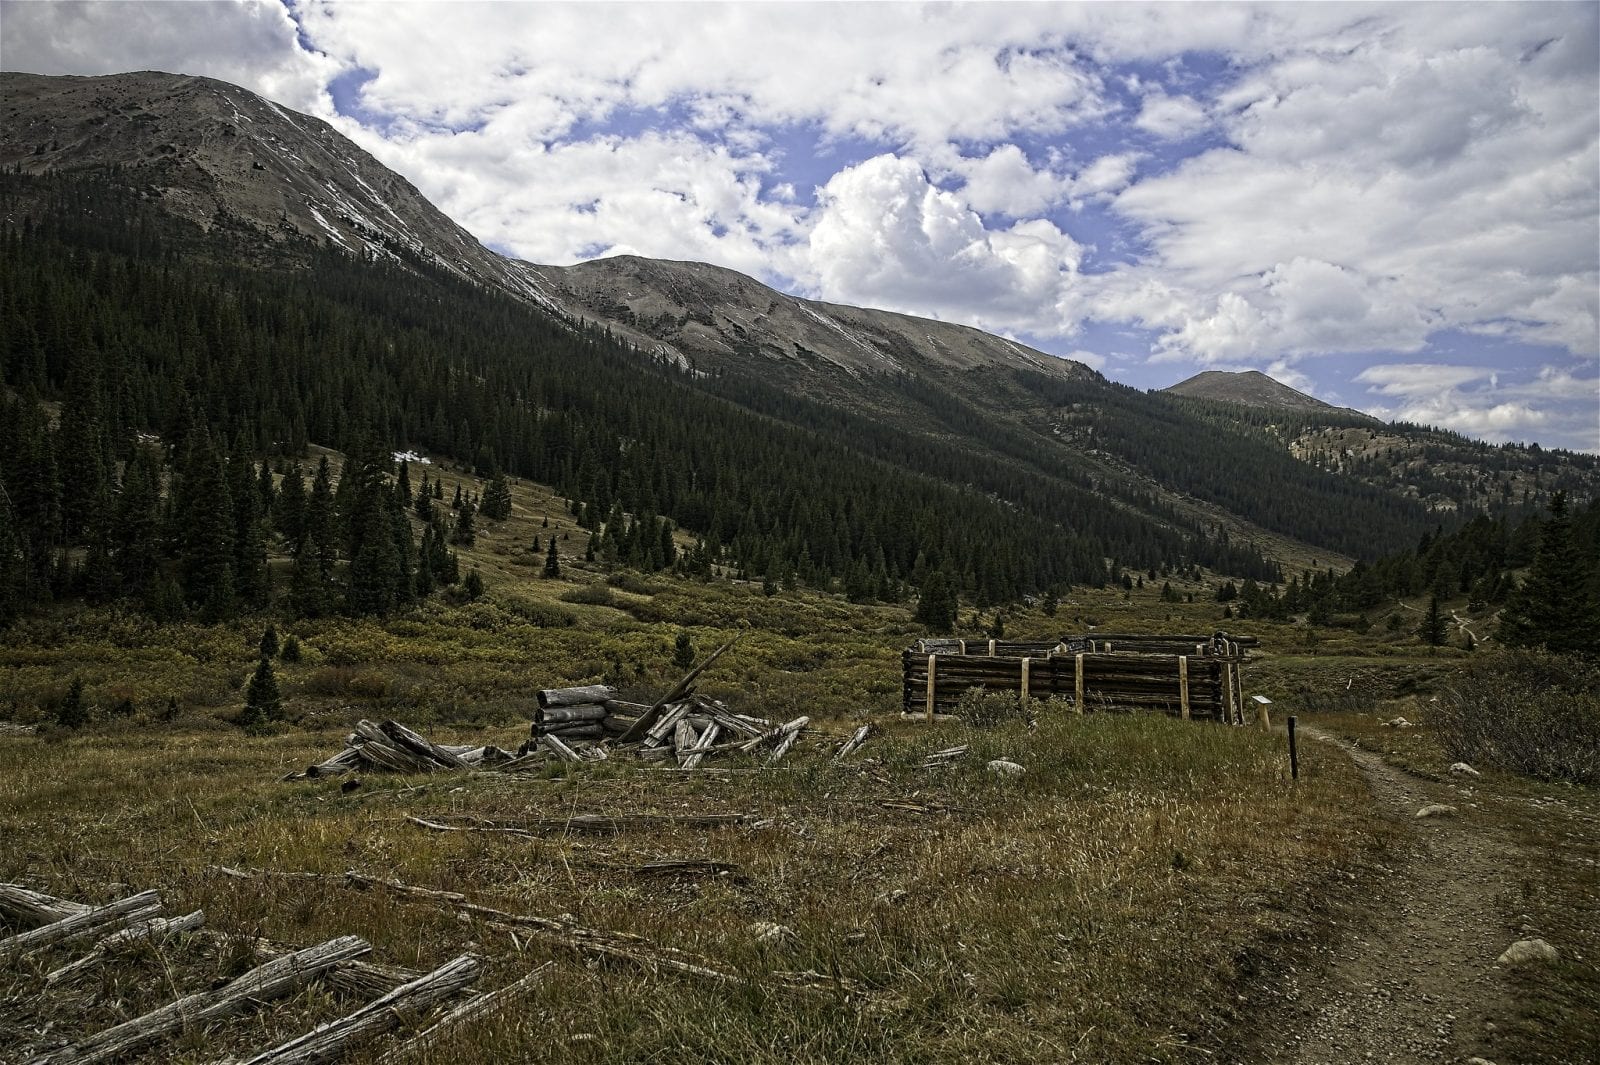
[4,68,1596,592]
[1163,370,1360,416]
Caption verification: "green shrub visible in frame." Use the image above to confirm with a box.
[1433,650,1600,783]
[560,582,615,607]
[952,687,1036,728]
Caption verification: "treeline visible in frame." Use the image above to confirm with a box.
[1163,395,1598,518]
[1016,369,1445,560]
[0,169,1285,623]
[0,388,474,624]
[1220,493,1599,654]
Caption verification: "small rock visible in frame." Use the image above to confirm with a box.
[1467,1058,1499,1064]
[1497,938,1558,966]
[1415,804,1457,818]
[749,921,795,945]
[986,759,1026,777]
[1449,762,1481,777]
[1385,716,1414,728]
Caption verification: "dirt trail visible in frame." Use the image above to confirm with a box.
[1253,727,1522,1065]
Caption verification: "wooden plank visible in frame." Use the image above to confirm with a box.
[925,654,936,722]
[1178,656,1190,721]
[1020,657,1031,701]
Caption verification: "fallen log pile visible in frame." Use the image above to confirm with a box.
[903,630,1258,724]
[286,635,874,780]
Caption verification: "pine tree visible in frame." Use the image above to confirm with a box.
[463,566,485,600]
[346,457,404,616]
[481,471,512,520]
[275,463,306,545]
[229,451,268,609]
[280,635,302,663]
[241,656,282,729]
[305,458,337,586]
[259,624,279,659]
[1418,595,1447,646]
[452,499,476,546]
[915,571,958,634]
[177,432,235,621]
[543,536,560,578]
[414,470,434,521]
[1501,492,1600,655]
[396,461,412,506]
[289,532,327,618]
[57,676,88,730]
[673,631,696,670]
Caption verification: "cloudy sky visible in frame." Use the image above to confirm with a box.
[5,1,1598,450]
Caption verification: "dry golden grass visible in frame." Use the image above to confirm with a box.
[0,710,1386,1064]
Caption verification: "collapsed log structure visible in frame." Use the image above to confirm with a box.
[903,632,1258,723]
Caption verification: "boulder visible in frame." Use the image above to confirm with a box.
[1449,762,1481,777]
[986,759,1026,777]
[1415,804,1457,818]
[1497,938,1558,966]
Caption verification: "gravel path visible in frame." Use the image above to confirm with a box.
[1253,728,1519,1065]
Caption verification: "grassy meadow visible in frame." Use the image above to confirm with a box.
[0,458,1529,1063]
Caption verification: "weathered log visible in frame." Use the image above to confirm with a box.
[672,719,700,759]
[536,705,608,725]
[681,722,721,770]
[602,698,651,716]
[539,734,583,762]
[392,962,554,1060]
[922,745,970,767]
[0,884,89,928]
[536,685,619,710]
[0,889,163,960]
[235,952,482,1065]
[45,910,205,986]
[412,812,753,835]
[737,715,809,753]
[635,859,741,878]
[642,702,691,748]
[379,720,468,770]
[766,727,803,765]
[833,724,872,761]
[540,723,605,740]
[617,632,743,743]
[25,935,371,1065]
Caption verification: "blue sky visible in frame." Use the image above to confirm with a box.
[4,1,1597,449]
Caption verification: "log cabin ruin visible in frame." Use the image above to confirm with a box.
[902,632,1260,724]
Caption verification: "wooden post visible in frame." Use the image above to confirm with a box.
[1074,653,1085,713]
[988,639,997,656]
[925,654,937,722]
[958,640,967,655]
[1288,715,1299,780]
[1222,660,1236,725]
[1257,699,1272,731]
[1020,657,1031,701]
[1178,656,1190,720]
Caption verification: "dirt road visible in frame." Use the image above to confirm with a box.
[1251,728,1529,1065]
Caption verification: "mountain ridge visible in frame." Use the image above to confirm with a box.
[5,68,1596,575]
[1163,369,1374,419]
